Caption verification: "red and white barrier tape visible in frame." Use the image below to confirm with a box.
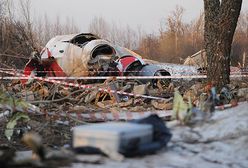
[0,97,238,123]
[62,103,236,122]
[0,103,172,122]
[0,70,168,101]
[0,75,207,80]
[0,70,240,122]
[54,110,172,122]
[2,74,248,81]
[0,69,202,74]
[56,74,248,79]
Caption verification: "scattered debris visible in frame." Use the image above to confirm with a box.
[0,76,248,167]
[5,112,30,141]
[237,87,248,101]
[1,34,248,166]
[172,89,192,124]
[133,84,147,95]
[151,98,173,110]
[184,49,242,76]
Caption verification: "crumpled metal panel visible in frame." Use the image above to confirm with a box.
[138,64,171,85]
[39,33,147,77]
[152,63,199,76]
[57,43,87,76]
[38,33,199,80]
[82,39,115,61]
[184,50,206,68]
[139,64,168,76]
[114,46,142,58]
[40,33,116,77]
[116,55,145,75]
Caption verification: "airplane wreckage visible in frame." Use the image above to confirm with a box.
[23,33,199,85]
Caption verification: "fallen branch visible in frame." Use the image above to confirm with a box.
[28,89,87,104]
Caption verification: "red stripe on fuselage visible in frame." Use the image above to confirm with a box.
[45,61,66,77]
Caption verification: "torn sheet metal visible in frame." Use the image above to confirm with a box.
[184,50,207,68]
[184,50,242,76]
[116,55,145,76]
[139,64,172,86]
[40,34,114,77]
[144,58,198,76]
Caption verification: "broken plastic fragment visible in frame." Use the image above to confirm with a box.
[5,112,30,141]
[172,90,192,124]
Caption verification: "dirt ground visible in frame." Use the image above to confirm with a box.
[0,113,71,150]
[1,79,248,168]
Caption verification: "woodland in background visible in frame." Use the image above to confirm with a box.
[0,0,248,69]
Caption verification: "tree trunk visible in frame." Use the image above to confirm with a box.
[204,0,242,87]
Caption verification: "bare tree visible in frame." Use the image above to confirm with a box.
[18,0,40,50]
[204,0,242,87]
[88,16,110,39]
[168,5,185,55]
[43,14,52,45]
[158,6,188,63]
[88,17,140,49]
[64,17,80,35]
[190,12,204,52]
[117,25,138,49]
[0,0,5,52]
[232,11,248,66]
[53,15,63,35]
[0,0,5,17]
[138,34,161,60]
[32,14,80,46]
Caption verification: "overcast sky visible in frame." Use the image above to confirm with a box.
[29,0,248,33]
